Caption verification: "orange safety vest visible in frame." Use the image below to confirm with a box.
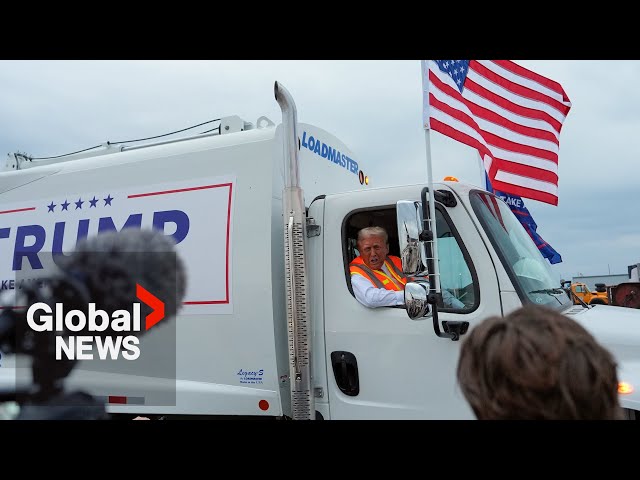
[349,255,407,291]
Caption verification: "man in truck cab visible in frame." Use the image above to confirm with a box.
[349,226,463,309]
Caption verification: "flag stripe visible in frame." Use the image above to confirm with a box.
[491,146,557,175]
[491,181,558,206]
[492,171,558,205]
[492,178,559,206]
[423,59,572,206]
[429,71,560,156]
[493,60,571,105]
[429,95,560,165]
[464,85,560,145]
[436,63,566,138]
[481,129,557,162]
[464,77,562,139]
[430,79,560,147]
[472,61,571,121]
[429,114,560,184]
[468,66,566,128]
[429,117,491,160]
[495,169,557,195]
[493,158,558,185]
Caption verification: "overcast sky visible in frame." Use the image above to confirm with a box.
[0,60,636,282]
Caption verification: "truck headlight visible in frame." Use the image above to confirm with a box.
[619,381,634,395]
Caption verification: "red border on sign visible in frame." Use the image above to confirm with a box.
[128,182,233,305]
[0,207,36,215]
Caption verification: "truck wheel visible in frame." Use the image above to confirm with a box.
[589,299,605,305]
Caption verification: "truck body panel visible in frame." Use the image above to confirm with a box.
[0,120,367,417]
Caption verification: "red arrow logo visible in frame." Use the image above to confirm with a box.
[136,283,165,330]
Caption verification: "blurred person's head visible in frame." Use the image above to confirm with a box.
[457,304,624,420]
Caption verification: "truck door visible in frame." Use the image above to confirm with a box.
[322,187,502,419]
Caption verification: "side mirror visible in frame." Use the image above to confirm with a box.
[396,200,428,277]
[404,281,432,320]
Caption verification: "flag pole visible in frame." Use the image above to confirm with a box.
[423,128,441,295]
[478,152,488,190]
[421,60,440,295]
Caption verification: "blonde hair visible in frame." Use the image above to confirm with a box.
[357,226,388,245]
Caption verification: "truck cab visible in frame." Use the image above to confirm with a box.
[562,281,609,306]
[309,180,578,419]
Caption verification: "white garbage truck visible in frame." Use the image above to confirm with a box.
[1,82,639,420]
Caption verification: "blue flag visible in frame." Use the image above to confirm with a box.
[485,171,562,265]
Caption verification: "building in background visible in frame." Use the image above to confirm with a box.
[572,274,629,290]
[628,263,640,282]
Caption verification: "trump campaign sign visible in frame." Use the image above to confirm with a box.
[0,175,235,315]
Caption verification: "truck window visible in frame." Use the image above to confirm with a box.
[434,206,478,311]
[470,190,572,310]
[343,205,478,311]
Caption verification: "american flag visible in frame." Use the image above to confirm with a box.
[422,60,572,206]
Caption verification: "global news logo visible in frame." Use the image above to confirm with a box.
[25,283,164,361]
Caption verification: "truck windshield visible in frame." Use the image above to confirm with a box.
[469,191,572,310]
